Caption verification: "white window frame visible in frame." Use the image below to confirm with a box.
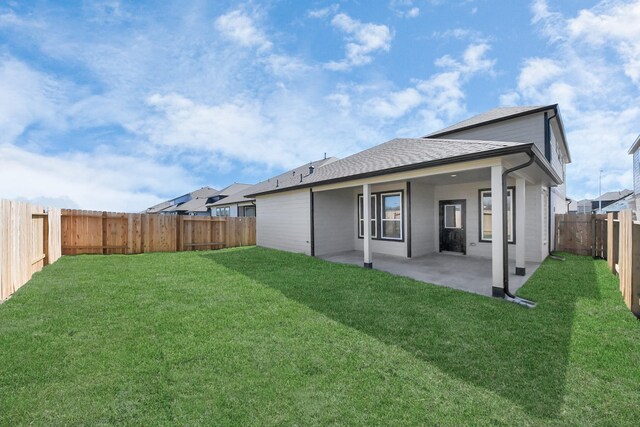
[380,192,403,240]
[216,206,230,217]
[479,188,514,243]
[358,194,377,238]
[444,204,462,229]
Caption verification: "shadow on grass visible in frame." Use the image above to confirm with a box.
[203,248,600,418]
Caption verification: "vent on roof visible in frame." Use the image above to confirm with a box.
[309,165,315,174]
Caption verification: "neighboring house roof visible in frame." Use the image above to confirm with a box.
[594,189,633,202]
[208,185,255,207]
[247,138,557,197]
[242,157,339,198]
[145,200,173,213]
[207,183,252,207]
[173,197,209,213]
[216,183,254,198]
[629,134,640,154]
[189,186,219,198]
[595,193,635,213]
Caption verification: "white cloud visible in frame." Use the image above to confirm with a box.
[325,13,393,71]
[308,4,340,19]
[407,7,420,18]
[0,57,64,144]
[0,144,196,211]
[214,9,272,51]
[365,88,423,119]
[506,0,640,199]
[333,43,495,123]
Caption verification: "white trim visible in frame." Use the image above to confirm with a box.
[381,192,403,240]
[358,194,377,238]
[480,188,514,243]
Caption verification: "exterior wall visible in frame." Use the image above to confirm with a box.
[410,181,435,257]
[256,189,311,254]
[314,188,356,256]
[432,180,545,263]
[353,182,408,257]
[441,114,546,158]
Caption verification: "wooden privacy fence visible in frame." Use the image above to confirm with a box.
[606,210,640,317]
[0,200,62,301]
[61,210,256,255]
[555,213,607,257]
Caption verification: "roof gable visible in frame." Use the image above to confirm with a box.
[426,105,554,138]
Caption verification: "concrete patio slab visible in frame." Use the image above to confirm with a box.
[318,251,541,297]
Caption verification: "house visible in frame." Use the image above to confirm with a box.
[594,192,635,213]
[145,184,253,216]
[568,198,593,214]
[145,186,218,215]
[591,189,633,213]
[629,134,640,213]
[215,158,339,217]
[207,183,255,217]
[246,105,571,301]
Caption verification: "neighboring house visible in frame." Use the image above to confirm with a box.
[145,186,218,215]
[207,183,255,217]
[567,198,592,214]
[594,192,635,213]
[591,189,633,212]
[629,134,640,212]
[217,158,339,218]
[246,104,571,300]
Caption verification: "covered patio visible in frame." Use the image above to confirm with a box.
[319,251,541,296]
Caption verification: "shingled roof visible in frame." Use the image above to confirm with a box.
[248,138,534,197]
[426,105,555,138]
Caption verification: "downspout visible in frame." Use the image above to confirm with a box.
[502,152,536,308]
[546,108,558,256]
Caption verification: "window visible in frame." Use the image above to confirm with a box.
[479,188,514,243]
[215,206,230,217]
[444,204,462,229]
[381,193,403,240]
[241,206,256,217]
[357,195,377,238]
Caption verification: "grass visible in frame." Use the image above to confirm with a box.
[0,248,639,426]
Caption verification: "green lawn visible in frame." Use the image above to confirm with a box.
[0,248,638,426]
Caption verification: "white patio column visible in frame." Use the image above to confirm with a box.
[363,183,373,268]
[515,178,526,276]
[491,165,504,296]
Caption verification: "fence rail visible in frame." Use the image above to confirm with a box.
[0,200,62,301]
[61,210,256,255]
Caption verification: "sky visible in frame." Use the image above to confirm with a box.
[0,0,638,211]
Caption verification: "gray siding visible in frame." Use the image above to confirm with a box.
[433,181,545,263]
[353,182,408,257]
[410,181,435,257]
[256,189,311,254]
[314,188,356,256]
[441,114,545,156]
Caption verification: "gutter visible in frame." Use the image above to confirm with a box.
[501,153,537,308]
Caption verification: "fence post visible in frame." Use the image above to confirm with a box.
[631,221,640,317]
